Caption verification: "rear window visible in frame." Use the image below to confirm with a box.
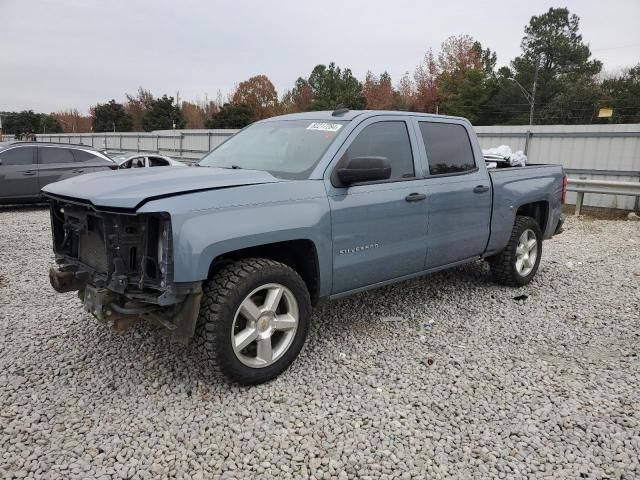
[148,157,169,167]
[0,146,36,165]
[39,147,75,164]
[71,149,98,162]
[419,122,476,175]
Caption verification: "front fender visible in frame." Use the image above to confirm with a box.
[139,180,333,296]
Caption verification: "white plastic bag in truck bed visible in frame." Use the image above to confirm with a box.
[483,145,527,167]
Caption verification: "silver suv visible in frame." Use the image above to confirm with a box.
[0,142,116,204]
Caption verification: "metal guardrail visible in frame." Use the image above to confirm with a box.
[567,178,640,215]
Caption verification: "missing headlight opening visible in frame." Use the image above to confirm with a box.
[47,198,202,343]
[50,201,167,291]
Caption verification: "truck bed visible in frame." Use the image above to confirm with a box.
[486,163,565,255]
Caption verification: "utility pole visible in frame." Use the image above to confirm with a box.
[510,58,540,126]
[508,59,540,155]
[529,61,539,126]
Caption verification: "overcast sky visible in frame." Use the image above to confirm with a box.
[1,0,639,114]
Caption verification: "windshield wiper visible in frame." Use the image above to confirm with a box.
[196,164,242,170]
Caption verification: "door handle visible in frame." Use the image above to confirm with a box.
[473,185,490,194]
[72,169,84,174]
[405,193,427,202]
[23,170,36,176]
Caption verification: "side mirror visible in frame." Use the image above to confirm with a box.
[336,156,391,186]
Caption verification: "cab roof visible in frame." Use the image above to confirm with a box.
[0,141,102,151]
[262,110,467,123]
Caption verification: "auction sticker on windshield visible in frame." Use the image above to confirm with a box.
[307,122,343,132]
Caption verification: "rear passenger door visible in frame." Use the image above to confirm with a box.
[0,146,39,199]
[37,146,78,189]
[414,119,492,269]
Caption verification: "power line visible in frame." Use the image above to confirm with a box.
[590,43,640,52]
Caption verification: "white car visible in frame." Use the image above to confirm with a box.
[111,152,188,169]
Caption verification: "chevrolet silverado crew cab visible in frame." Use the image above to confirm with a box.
[44,110,565,384]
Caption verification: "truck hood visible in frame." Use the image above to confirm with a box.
[42,166,282,210]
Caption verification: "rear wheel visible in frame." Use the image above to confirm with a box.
[199,258,311,385]
[488,216,543,286]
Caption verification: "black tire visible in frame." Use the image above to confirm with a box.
[488,215,543,287]
[198,258,311,385]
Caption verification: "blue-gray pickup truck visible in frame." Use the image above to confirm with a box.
[44,110,565,384]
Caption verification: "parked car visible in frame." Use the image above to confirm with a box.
[44,110,565,384]
[110,152,187,169]
[0,142,116,204]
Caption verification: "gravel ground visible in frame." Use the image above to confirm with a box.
[0,206,638,480]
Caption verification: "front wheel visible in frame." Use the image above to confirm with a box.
[488,216,543,287]
[199,258,311,385]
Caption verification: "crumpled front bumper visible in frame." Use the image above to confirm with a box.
[49,265,203,343]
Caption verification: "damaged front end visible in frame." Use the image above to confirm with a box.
[47,196,202,343]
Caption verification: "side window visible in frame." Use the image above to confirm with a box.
[419,122,476,175]
[39,147,75,164]
[132,157,145,168]
[344,121,414,180]
[148,156,169,167]
[0,147,36,165]
[71,149,97,162]
[119,159,132,169]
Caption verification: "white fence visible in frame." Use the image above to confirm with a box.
[36,130,238,163]
[34,123,640,211]
[475,124,640,210]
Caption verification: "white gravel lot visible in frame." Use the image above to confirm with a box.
[0,206,639,480]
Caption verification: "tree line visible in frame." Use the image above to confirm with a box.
[2,7,638,135]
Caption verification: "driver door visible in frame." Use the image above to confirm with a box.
[325,117,429,294]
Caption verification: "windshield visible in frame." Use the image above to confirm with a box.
[198,120,346,179]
